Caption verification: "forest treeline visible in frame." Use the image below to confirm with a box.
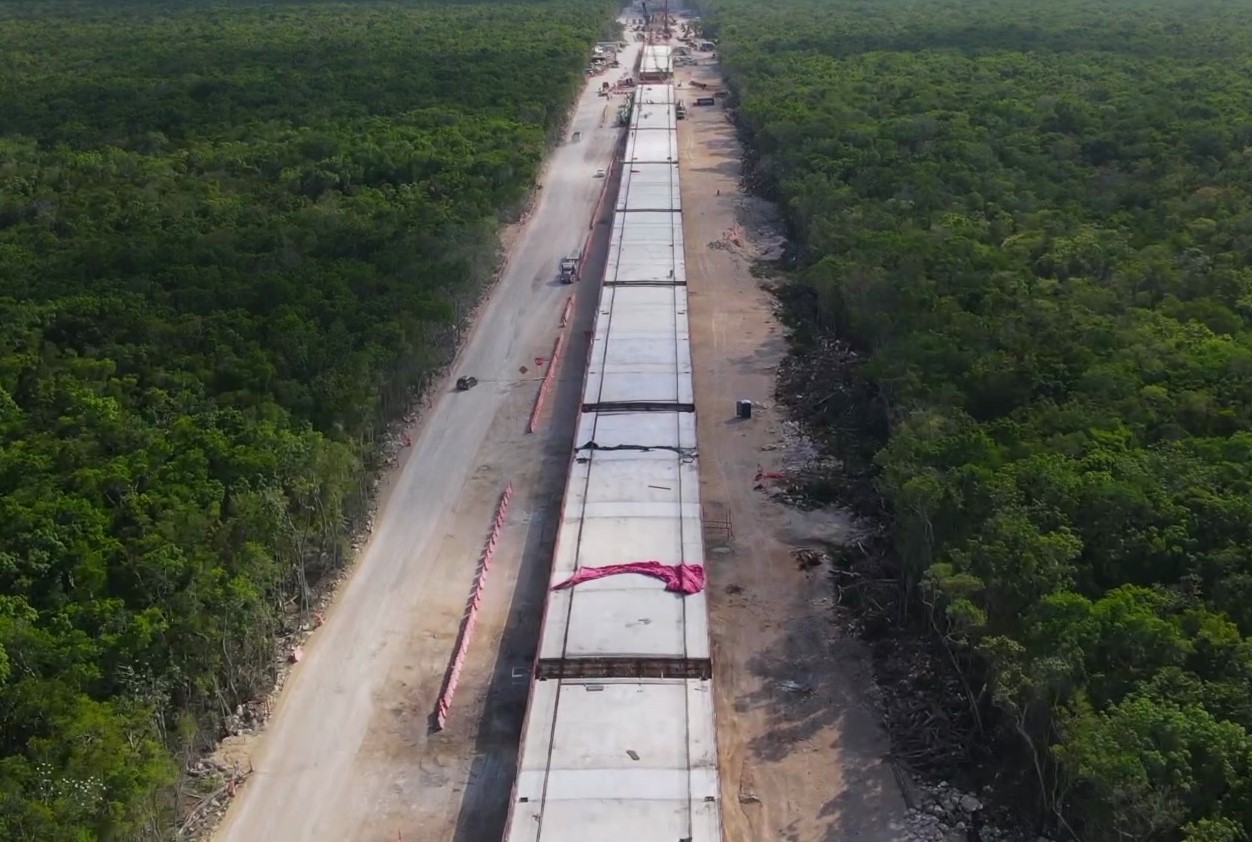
[0,0,613,837]
[701,0,1252,839]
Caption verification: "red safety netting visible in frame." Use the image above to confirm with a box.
[552,562,706,595]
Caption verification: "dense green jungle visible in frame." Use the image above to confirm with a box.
[0,0,614,837]
[700,0,1252,839]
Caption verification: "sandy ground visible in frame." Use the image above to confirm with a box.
[677,59,913,841]
[211,38,638,842]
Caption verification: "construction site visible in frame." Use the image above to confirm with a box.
[207,4,915,841]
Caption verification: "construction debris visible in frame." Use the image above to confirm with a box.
[792,548,825,571]
[777,679,815,696]
[707,196,787,263]
[769,270,1055,842]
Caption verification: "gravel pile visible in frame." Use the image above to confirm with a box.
[901,781,1056,842]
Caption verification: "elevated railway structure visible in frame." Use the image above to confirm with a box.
[502,76,722,842]
[639,44,673,82]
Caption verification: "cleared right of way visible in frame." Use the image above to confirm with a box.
[676,51,912,842]
[212,36,640,842]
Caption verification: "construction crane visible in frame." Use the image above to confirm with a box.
[640,0,672,38]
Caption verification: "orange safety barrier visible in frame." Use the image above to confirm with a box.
[527,333,566,434]
[433,483,513,731]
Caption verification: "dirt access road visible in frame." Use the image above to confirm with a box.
[676,55,914,841]
[213,38,639,842]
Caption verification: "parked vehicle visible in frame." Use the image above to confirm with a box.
[455,376,478,391]
[559,255,579,284]
[594,168,606,178]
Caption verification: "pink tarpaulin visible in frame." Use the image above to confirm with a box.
[552,562,706,595]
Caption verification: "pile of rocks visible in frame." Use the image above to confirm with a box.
[903,781,1056,842]
[733,194,787,261]
[772,419,825,472]
[220,703,264,738]
[908,783,986,840]
[180,757,251,839]
[755,418,846,508]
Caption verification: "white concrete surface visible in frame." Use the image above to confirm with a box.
[604,211,686,285]
[539,412,707,661]
[213,36,644,842]
[616,162,681,212]
[640,45,674,79]
[506,679,721,842]
[505,76,722,842]
[584,285,693,406]
[636,83,676,105]
[626,128,679,164]
[633,100,678,132]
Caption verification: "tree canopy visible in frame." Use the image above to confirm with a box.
[0,0,613,837]
[701,0,1252,838]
